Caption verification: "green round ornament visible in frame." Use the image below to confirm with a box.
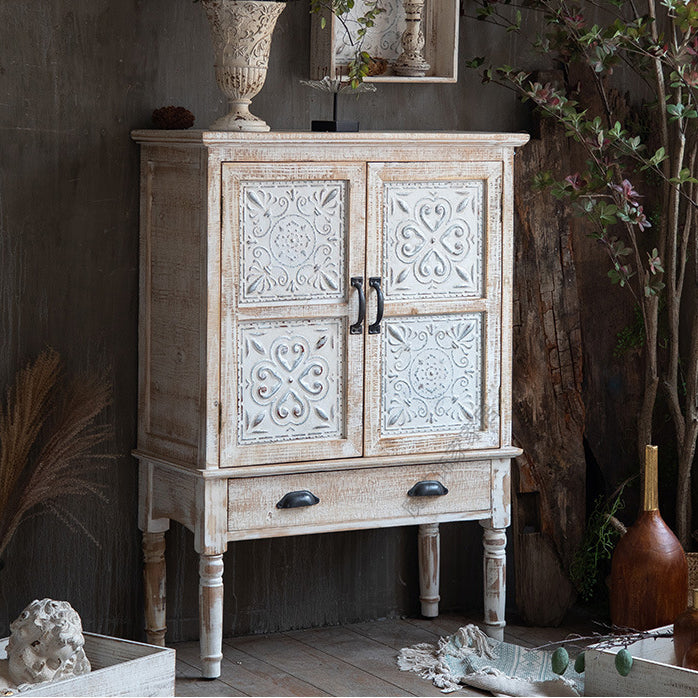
[551,647,570,675]
[615,648,633,676]
[574,651,586,673]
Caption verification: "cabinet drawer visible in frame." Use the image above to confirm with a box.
[227,461,491,538]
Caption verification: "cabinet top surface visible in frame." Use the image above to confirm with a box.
[131,129,530,148]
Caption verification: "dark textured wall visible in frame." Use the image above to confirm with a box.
[0,0,528,641]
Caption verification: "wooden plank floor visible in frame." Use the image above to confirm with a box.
[173,614,593,696]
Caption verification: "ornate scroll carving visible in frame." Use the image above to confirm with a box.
[384,181,484,299]
[239,320,344,443]
[381,314,482,434]
[240,181,346,304]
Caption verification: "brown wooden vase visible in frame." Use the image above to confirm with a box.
[683,641,698,670]
[609,445,688,630]
[674,589,698,665]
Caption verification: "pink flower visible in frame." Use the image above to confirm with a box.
[648,250,663,274]
[685,70,698,86]
[635,206,651,230]
[687,36,698,58]
[563,12,585,29]
[611,179,642,205]
[529,82,562,107]
[565,173,587,190]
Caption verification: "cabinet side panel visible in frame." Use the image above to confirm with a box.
[139,154,203,465]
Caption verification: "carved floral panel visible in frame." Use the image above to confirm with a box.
[383,181,484,299]
[240,181,346,304]
[381,314,483,435]
[238,319,344,444]
[334,0,405,64]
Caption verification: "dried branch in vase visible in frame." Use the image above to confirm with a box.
[0,349,112,559]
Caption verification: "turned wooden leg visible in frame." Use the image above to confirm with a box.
[481,522,506,641]
[199,553,224,679]
[418,523,440,617]
[142,531,167,646]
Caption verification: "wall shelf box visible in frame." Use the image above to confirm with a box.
[132,129,528,679]
[310,0,459,83]
[0,633,175,697]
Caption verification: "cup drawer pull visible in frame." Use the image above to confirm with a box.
[407,480,449,497]
[276,490,320,509]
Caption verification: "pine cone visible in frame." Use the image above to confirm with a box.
[152,106,195,130]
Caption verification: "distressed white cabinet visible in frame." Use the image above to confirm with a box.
[132,130,528,679]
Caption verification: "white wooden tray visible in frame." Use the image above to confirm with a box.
[0,632,175,697]
[584,625,698,696]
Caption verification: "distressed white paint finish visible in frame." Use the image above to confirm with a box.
[481,524,507,641]
[238,319,344,444]
[226,460,492,537]
[381,314,482,435]
[364,160,503,457]
[384,180,484,299]
[221,161,366,467]
[418,523,440,617]
[239,180,346,304]
[199,554,225,679]
[131,130,528,679]
[142,532,167,647]
[0,634,175,697]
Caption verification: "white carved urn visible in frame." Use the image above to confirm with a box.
[201,0,286,131]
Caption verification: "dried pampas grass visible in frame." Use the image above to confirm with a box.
[0,349,112,559]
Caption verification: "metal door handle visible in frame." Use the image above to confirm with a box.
[368,277,384,334]
[407,481,449,497]
[276,490,320,509]
[350,277,365,335]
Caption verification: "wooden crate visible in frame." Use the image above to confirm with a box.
[584,625,698,696]
[0,632,175,697]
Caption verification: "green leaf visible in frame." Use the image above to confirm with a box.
[466,56,486,69]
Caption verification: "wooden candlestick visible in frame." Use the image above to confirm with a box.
[609,445,688,630]
[393,0,430,77]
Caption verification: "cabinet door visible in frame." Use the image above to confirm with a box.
[221,163,366,467]
[364,162,503,457]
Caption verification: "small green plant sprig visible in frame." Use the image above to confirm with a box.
[569,484,629,602]
[310,0,384,87]
[466,0,698,548]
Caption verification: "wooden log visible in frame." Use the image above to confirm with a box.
[512,80,587,624]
